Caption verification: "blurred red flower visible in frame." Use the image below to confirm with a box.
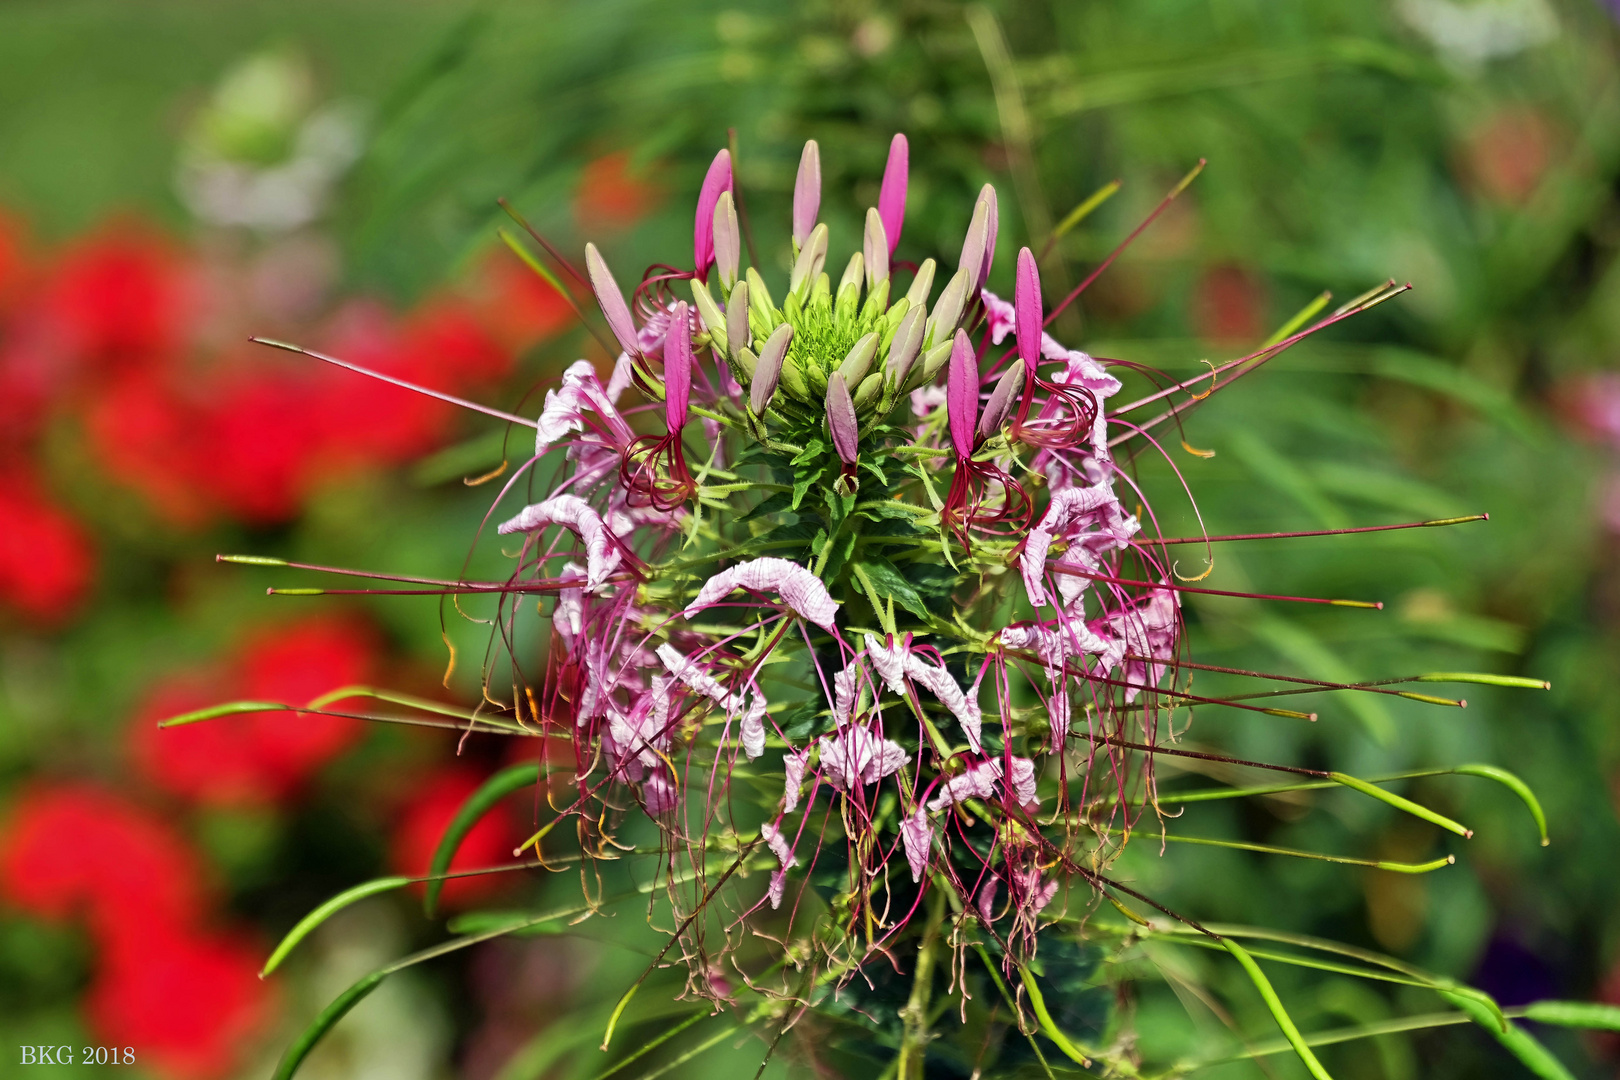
[131,614,376,806]
[575,150,661,232]
[86,925,272,1080]
[390,767,523,910]
[1191,264,1267,344]
[0,465,95,623]
[0,781,206,943]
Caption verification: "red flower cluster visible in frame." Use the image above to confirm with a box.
[0,783,272,1079]
[130,614,378,806]
[0,466,95,623]
[0,212,574,532]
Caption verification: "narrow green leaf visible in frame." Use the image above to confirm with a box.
[1330,772,1471,838]
[262,877,411,977]
[1017,966,1096,1067]
[853,557,929,620]
[1451,764,1549,846]
[1222,938,1335,1080]
[497,228,568,299]
[158,700,290,728]
[426,763,541,917]
[272,971,387,1080]
[1521,1001,1620,1031]
[1442,991,1577,1080]
[446,910,570,936]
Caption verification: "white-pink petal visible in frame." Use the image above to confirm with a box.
[1008,755,1039,808]
[497,494,622,594]
[900,809,933,883]
[821,726,907,792]
[928,758,1001,812]
[783,749,809,813]
[683,557,841,633]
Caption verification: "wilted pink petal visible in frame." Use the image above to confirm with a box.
[1047,685,1070,747]
[760,821,798,871]
[999,621,1117,675]
[783,749,809,813]
[947,330,979,457]
[1046,341,1122,399]
[740,693,767,760]
[863,633,909,697]
[793,140,821,248]
[768,869,788,910]
[1104,590,1180,701]
[1015,247,1042,367]
[928,757,1001,812]
[585,243,641,358]
[826,371,859,465]
[878,134,908,255]
[497,494,622,593]
[977,876,1000,924]
[832,663,862,726]
[684,557,841,633]
[535,359,635,463]
[1008,755,1039,808]
[642,771,679,816]
[821,726,907,792]
[693,149,733,280]
[1017,865,1059,915]
[901,809,933,883]
[1020,481,1134,609]
[903,656,982,752]
[553,561,586,650]
[656,643,738,710]
[664,301,692,431]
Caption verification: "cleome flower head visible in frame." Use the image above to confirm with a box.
[199,134,1562,1080]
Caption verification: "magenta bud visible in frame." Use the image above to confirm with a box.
[826,371,859,465]
[978,359,1023,443]
[878,133,908,256]
[584,243,640,358]
[1015,246,1041,368]
[793,140,821,249]
[946,329,979,457]
[692,149,733,281]
[751,322,792,414]
[664,301,693,431]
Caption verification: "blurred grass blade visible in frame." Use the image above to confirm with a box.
[1221,939,1334,1080]
[1441,991,1577,1080]
[1521,1001,1620,1030]
[272,971,387,1080]
[425,762,541,916]
[1330,772,1470,837]
[262,876,411,977]
[1261,290,1331,349]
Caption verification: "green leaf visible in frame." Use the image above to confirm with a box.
[262,876,411,976]
[1442,991,1577,1080]
[855,557,929,620]
[791,438,826,465]
[739,490,793,523]
[425,763,540,917]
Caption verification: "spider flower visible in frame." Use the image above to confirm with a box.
[210,133,1555,1080]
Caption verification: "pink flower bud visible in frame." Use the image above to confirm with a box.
[978,359,1023,444]
[863,208,889,287]
[878,133,908,256]
[692,149,733,281]
[946,329,979,458]
[664,301,692,431]
[793,140,821,249]
[751,323,792,414]
[713,190,740,293]
[826,371,859,466]
[584,243,640,358]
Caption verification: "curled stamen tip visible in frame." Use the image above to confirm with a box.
[1464,829,1474,839]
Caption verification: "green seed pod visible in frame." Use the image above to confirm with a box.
[838,332,879,387]
[853,370,883,410]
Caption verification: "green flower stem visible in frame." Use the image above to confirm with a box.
[895,887,945,1080]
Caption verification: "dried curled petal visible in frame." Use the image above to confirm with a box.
[901,808,933,883]
[497,494,622,593]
